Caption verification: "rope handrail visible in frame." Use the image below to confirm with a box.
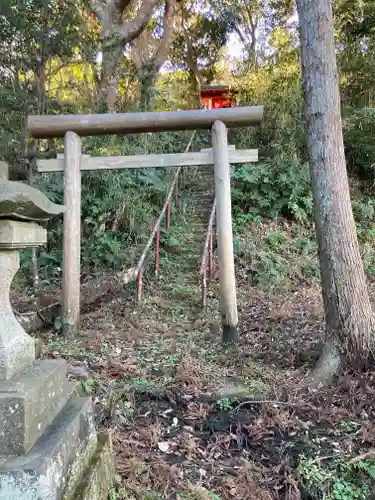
[199,198,216,307]
[123,130,196,299]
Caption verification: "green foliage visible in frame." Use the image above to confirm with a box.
[130,377,162,396]
[231,152,313,222]
[233,59,304,155]
[339,420,360,435]
[170,3,229,90]
[352,195,375,276]
[176,489,221,500]
[298,455,375,500]
[53,315,68,334]
[216,397,234,411]
[237,224,318,292]
[335,0,375,107]
[298,457,330,497]
[344,109,375,179]
[30,131,196,278]
[0,0,97,159]
[76,378,98,396]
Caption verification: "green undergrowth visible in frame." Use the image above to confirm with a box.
[231,151,313,223]
[235,221,318,292]
[298,446,375,500]
[231,184,375,295]
[14,131,208,289]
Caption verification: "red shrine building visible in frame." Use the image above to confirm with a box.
[199,85,238,110]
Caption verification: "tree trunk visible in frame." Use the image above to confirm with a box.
[27,145,40,309]
[132,0,176,110]
[92,0,159,108]
[139,66,157,111]
[182,7,203,105]
[296,0,375,382]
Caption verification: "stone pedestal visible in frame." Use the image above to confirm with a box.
[0,220,46,380]
[0,214,114,498]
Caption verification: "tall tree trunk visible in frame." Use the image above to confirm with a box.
[133,0,176,110]
[181,6,203,105]
[296,0,375,383]
[27,56,48,309]
[92,0,159,108]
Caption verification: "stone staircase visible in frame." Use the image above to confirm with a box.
[160,165,215,304]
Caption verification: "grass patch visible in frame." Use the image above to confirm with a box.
[235,220,318,292]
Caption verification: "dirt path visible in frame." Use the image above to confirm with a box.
[36,179,375,499]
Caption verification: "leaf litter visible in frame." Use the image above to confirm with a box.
[24,253,375,499]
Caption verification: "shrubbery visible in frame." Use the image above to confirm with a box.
[231,70,375,227]
[344,108,375,180]
[231,151,313,223]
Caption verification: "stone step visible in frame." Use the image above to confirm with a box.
[0,396,98,500]
[186,195,213,200]
[186,205,212,211]
[71,432,115,500]
[0,359,74,456]
[188,203,213,208]
[188,223,208,230]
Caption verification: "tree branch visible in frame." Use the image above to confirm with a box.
[132,29,149,70]
[233,25,248,46]
[181,4,202,86]
[92,0,158,42]
[153,0,176,67]
[114,0,132,13]
[120,0,159,42]
[91,0,105,21]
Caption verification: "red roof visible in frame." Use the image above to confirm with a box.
[199,86,237,98]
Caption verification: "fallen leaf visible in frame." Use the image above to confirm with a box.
[158,441,170,453]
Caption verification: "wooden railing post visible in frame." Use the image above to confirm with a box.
[167,199,171,230]
[211,121,238,343]
[155,228,160,276]
[0,161,8,180]
[137,268,143,301]
[208,229,213,282]
[199,199,216,309]
[62,131,81,336]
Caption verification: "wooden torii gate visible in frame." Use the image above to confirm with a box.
[28,106,264,339]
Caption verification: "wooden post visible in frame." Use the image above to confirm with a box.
[174,175,179,208]
[212,120,238,343]
[62,132,81,335]
[167,199,171,230]
[155,228,160,276]
[208,229,213,282]
[137,268,143,301]
[0,161,8,180]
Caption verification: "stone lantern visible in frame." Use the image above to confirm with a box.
[0,169,114,499]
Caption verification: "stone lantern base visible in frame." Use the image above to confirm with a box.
[0,219,114,499]
[0,369,114,500]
